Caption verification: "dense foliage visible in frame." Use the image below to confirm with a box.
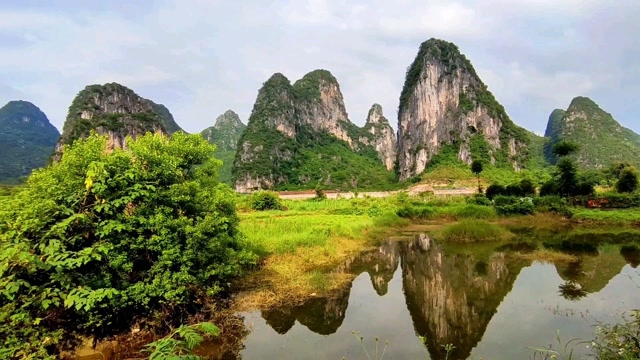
[0,132,254,358]
[544,96,640,168]
[617,168,639,193]
[249,191,285,211]
[0,101,60,184]
[539,141,596,198]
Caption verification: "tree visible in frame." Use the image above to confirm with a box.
[471,160,484,193]
[617,168,639,193]
[556,157,578,197]
[552,141,579,158]
[0,132,255,358]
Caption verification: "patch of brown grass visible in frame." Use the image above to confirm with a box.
[515,249,579,263]
[231,234,375,311]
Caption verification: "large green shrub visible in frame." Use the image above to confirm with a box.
[493,196,535,216]
[249,190,285,211]
[617,168,639,194]
[0,132,255,358]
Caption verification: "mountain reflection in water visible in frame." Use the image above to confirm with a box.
[237,233,640,360]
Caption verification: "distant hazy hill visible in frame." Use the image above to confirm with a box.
[544,96,640,168]
[201,110,246,185]
[0,101,60,183]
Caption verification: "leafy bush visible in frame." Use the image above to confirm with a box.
[539,180,558,197]
[617,168,639,193]
[519,179,537,196]
[485,184,506,200]
[397,204,434,220]
[493,196,535,216]
[314,184,327,200]
[533,196,573,218]
[249,190,285,211]
[466,193,492,206]
[0,132,255,358]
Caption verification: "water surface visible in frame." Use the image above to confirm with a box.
[235,231,640,360]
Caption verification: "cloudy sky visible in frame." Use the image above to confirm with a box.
[0,0,638,135]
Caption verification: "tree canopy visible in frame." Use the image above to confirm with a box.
[0,131,254,358]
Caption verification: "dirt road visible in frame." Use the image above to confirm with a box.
[275,184,476,200]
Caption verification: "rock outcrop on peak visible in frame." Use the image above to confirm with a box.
[233,70,396,192]
[0,101,60,183]
[201,110,246,184]
[544,96,640,168]
[361,104,397,171]
[148,101,183,134]
[54,83,167,159]
[396,38,535,180]
[201,110,246,151]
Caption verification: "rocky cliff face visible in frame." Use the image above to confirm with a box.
[55,83,167,159]
[0,101,60,183]
[544,96,640,168]
[201,110,246,185]
[396,38,533,180]
[233,70,395,192]
[361,104,397,171]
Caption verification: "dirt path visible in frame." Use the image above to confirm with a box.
[275,184,476,200]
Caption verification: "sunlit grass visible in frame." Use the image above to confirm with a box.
[435,219,514,242]
[572,208,640,224]
[234,196,409,310]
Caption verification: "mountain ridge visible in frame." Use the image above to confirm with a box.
[543,96,640,168]
[0,100,60,183]
[233,69,397,192]
[396,38,536,180]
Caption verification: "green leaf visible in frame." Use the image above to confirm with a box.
[197,322,220,337]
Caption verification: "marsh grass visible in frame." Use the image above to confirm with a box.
[515,249,580,263]
[572,208,640,224]
[436,220,514,242]
[234,197,409,310]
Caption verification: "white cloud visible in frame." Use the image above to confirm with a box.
[0,0,637,137]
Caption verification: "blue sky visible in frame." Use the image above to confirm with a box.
[0,0,638,135]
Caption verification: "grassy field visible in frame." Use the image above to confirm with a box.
[233,196,410,309]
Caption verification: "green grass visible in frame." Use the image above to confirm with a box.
[239,213,375,255]
[435,219,514,242]
[572,208,640,224]
[239,196,409,256]
[235,195,409,309]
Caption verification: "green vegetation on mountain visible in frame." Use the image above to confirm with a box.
[201,110,246,185]
[234,71,397,191]
[544,96,640,168]
[0,101,60,184]
[59,83,166,147]
[148,101,183,134]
